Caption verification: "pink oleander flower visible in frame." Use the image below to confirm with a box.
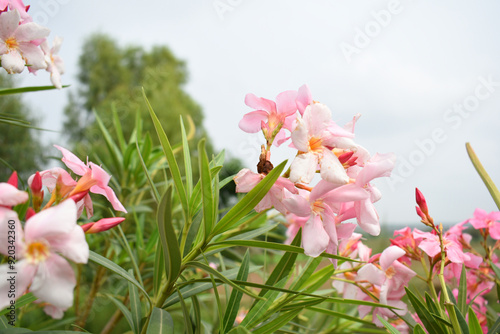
[289,102,354,184]
[81,217,125,234]
[0,0,31,22]
[468,208,500,240]
[413,229,470,264]
[0,200,89,318]
[0,9,49,74]
[238,89,298,146]
[234,168,297,214]
[357,246,416,305]
[0,181,28,207]
[283,180,368,257]
[54,145,127,213]
[41,36,64,89]
[295,84,312,115]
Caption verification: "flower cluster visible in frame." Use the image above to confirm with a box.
[0,146,125,319]
[235,85,396,259]
[333,188,500,330]
[0,1,64,88]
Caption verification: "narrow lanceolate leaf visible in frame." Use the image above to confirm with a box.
[143,89,189,218]
[199,139,214,240]
[452,305,469,334]
[227,327,252,334]
[307,307,375,326]
[185,261,263,300]
[153,242,165,299]
[176,288,194,334]
[208,240,358,263]
[405,287,446,334]
[458,264,467,315]
[240,277,288,329]
[0,314,8,328]
[157,186,181,285]
[191,295,202,334]
[289,257,322,291]
[487,313,500,334]
[180,116,193,198]
[466,142,500,210]
[0,293,37,316]
[94,110,123,174]
[467,307,482,334]
[106,294,135,332]
[253,309,302,334]
[111,103,126,151]
[128,269,142,334]
[0,84,68,95]
[222,251,251,333]
[210,160,287,237]
[413,324,427,334]
[136,139,160,203]
[376,315,403,334]
[89,251,151,305]
[147,307,174,334]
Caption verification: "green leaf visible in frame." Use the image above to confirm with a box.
[376,315,402,334]
[146,307,174,334]
[0,315,8,329]
[185,261,263,300]
[191,295,202,334]
[253,309,302,334]
[128,269,142,334]
[157,186,182,285]
[143,89,189,218]
[466,142,500,210]
[199,139,214,240]
[453,304,469,334]
[106,294,135,332]
[413,324,427,334]
[487,314,500,334]
[111,103,126,151]
[210,160,287,237]
[176,287,193,334]
[227,327,252,334]
[208,240,358,263]
[94,110,123,175]
[240,277,288,329]
[405,287,446,334]
[0,293,37,316]
[307,306,375,326]
[289,257,322,291]
[136,139,160,203]
[222,251,251,333]
[153,242,164,299]
[0,85,68,95]
[180,116,193,198]
[458,264,467,315]
[468,307,483,334]
[89,251,151,305]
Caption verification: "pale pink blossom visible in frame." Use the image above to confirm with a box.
[238,90,298,146]
[234,168,297,214]
[0,182,28,207]
[54,145,127,213]
[0,0,31,22]
[41,36,64,89]
[357,246,416,305]
[0,200,89,318]
[0,9,49,73]
[468,208,500,240]
[289,103,353,184]
[413,229,470,264]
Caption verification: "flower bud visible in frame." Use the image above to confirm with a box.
[81,217,125,234]
[7,171,18,188]
[31,172,43,193]
[415,188,429,215]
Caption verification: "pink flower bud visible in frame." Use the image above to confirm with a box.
[415,188,428,215]
[7,171,18,188]
[81,217,125,234]
[25,207,36,220]
[415,205,426,221]
[338,151,354,164]
[31,171,42,193]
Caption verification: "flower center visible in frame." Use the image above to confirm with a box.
[5,37,19,50]
[312,199,324,214]
[25,240,50,264]
[308,136,323,152]
[385,266,396,279]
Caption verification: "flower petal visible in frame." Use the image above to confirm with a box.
[244,93,275,112]
[238,110,269,133]
[357,263,385,286]
[289,152,318,184]
[54,145,89,176]
[0,182,28,206]
[296,84,312,115]
[302,215,329,257]
[24,200,77,243]
[275,90,298,116]
[380,246,405,270]
[320,149,349,185]
[234,168,262,193]
[0,260,36,309]
[354,199,380,236]
[0,207,24,256]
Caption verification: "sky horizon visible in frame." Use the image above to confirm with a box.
[16,0,500,227]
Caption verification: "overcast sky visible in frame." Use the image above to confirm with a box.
[18,0,500,227]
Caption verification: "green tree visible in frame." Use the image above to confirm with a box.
[0,73,45,182]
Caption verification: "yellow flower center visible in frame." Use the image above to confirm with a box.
[308,136,323,152]
[312,199,324,214]
[25,240,50,264]
[5,37,19,50]
[385,266,396,279]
